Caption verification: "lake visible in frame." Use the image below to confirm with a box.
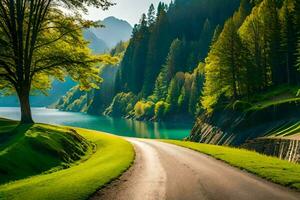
[0,107,192,139]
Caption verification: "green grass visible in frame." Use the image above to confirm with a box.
[0,126,134,200]
[0,123,93,184]
[162,140,300,190]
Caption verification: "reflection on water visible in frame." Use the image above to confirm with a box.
[0,107,192,139]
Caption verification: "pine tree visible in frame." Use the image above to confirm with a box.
[166,72,185,112]
[280,0,297,84]
[152,65,169,101]
[239,4,268,90]
[202,15,247,112]
[178,73,193,113]
[143,4,171,96]
[211,25,222,47]
[147,4,156,26]
[294,0,300,69]
[263,0,283,85]
[188,63,204,115]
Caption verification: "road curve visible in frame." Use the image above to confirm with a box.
[91,138,300,200]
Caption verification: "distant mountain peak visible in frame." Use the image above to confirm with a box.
[102,16,132,26]
[89,16,133,49]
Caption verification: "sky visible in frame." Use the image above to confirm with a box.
[84,0,171,26]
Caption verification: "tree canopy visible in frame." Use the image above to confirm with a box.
[0,0,113,123]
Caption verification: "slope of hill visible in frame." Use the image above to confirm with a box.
[84,30,108,54]
[0,121,93,184]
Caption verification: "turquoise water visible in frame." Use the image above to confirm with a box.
[0,107,192,139]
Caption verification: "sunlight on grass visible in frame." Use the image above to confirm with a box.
[0,128,134,200]
[162,140,300,190]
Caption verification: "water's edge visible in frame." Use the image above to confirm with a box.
[0,107,192,140]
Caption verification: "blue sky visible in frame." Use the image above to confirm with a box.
[85,0,171,26]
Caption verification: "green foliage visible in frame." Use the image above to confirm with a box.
[167,72,186,112]
[189,63,205,115]
[0,0,114,123]
[154,101,171,119]
[163,140,300,189]
[202,0,300,114]
[134,101,155,119]
[55,41,127,115]
[105,92,138,117]
[112,0,240,120]
[0,126,134,200]
[55,86,87,112]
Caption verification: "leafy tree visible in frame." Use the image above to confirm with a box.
[154,101,170,119]
[202,3,249,112]
[0,0,113,123]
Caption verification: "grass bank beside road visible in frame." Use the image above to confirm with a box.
[0,126,134,200]
[162,140,300,190]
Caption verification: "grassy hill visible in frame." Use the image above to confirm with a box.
[0,120,93,184]
[0,120,134,200]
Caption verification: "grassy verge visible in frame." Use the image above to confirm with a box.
[0,123,93,184]
[0,127,134,200]
[162,140,300,190]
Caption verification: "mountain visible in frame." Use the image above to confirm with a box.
[84,30,109,54]
[89,17,133,49]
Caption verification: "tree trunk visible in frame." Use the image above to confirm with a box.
[17,89,34,124]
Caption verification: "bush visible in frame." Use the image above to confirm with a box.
[155,101,170,119]
[134,101,155,119]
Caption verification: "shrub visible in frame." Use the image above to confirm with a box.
[134,101,155,118]
[155,101,171,119]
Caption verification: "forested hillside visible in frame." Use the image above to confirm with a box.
[202,0,300,113]
[57,0,300,129]
[55,42,127,113]
[56,0,241,119]
[189,0,300,162]
[106,0,241,120]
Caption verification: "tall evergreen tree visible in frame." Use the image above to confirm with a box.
[147,4,156,26]
[294,0,300,69]
[263,0,283,85]
[143,3,171,96]
[280,0,298,84]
